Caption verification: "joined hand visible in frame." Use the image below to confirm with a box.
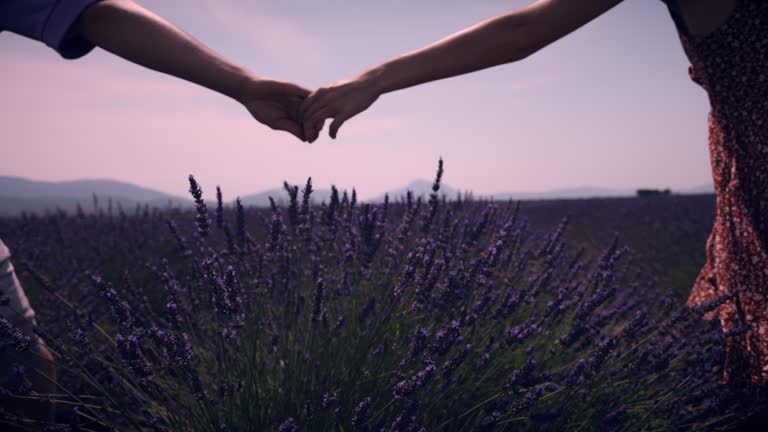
[299,74,382,143]
[244,74,381,143]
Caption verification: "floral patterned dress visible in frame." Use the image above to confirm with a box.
[665,0,768,388]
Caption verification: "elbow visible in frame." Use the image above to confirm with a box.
[82,0,129,18]
[495,13,545,63]
[80,0,136,23]
[79,0,137,41]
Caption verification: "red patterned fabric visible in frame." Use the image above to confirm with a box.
[668,0,768,387]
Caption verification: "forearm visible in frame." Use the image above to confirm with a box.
[361,0,623,95]
[364,12,537,95]
[78,0,252,101]
[300,0,624,141]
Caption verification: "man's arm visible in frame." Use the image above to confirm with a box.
[300,0,624,141]
[78,0,309,141]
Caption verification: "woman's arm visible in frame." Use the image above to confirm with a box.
[300,0,624,141]
[78,0,310,141]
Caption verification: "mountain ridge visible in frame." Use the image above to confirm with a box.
[0,176,715,215]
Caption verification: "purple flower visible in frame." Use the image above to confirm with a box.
[394,251,420,298]
[143,410,170,432]
[188,175,211,238]
[202,261,245,338]
[311,278,325,323]
[430,320,461,357]
[277,417,298,432]
[116,333,157,392]
[621,310,648,339]
[601,405,627,429]
[189,372,206,400]
[69,406,81,431]
[283,181,299,228]
[91,274,135,330]
[215,185,224,230]
[358,295,376,323]
[303,399,313,418]
[148,327,194,369]
[268,211,284,253]
[394,361,437,399]
[508,387,543,415]
[5,364,33,395]
[409,327,430,360]
[325,185,340,227]
[67,322,90,350]
[505,320,540,346]
[475,349,492,370]
[352,396,372,430]
[412,258,445,311]
[0,318,31,352]
[504,357,538,391]
[565,359,588,389]
[588,337,617,375]
[321,391,338,409]
[442,344,471,380]
[236,197,246,247]
[387,398,420,431]
[341,189,349,208]
[422,158,444,233]
[332,315,345,335]
[166,219,190,255]
[300,177,313,225]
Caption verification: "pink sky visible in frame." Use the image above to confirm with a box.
[0,0,713,199]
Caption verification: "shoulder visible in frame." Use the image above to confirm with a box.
[0,0,101,59]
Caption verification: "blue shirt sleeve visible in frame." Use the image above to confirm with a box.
[0,0,102,59]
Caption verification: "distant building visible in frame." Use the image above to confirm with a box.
[636,188,672,197]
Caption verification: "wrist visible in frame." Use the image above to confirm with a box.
[359,65,389,96]
[231,68,264,105]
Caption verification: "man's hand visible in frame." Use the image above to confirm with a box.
[79,0,311,142]
[240,79,311,142]
[299,73,382,143]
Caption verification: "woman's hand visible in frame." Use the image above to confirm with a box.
[299,72,383,143]
[297,0,625,143]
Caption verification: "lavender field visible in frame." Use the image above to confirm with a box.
[1,162,765,431]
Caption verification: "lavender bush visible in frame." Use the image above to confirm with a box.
[0,161,762,431]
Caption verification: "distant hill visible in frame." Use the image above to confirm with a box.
[0,176,717,216]
[676,184,715,195]
[240,186,335,207]
[490,187,634,201]
[0,176,189,216]
[370,179,460,203]
[241,179,458,207]
[374,183,715,203]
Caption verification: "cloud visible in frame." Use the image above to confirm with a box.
[336,115,403,139]
[1,101,408,198]
[0,52,210,115]
[505,74,560,92]
[204,1,330,69]
[0,47,400,136]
